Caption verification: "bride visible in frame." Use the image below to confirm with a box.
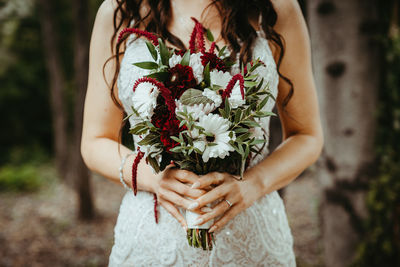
[81,0,323,266]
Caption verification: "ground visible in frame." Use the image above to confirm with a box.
[0,170,324,267]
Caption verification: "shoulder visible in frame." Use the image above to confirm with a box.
[94,0,119,30]
[268,0,308,58]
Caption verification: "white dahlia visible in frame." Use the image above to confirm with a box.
[195,113,235,163]
[168,54,182,68]
[189,52,204,83]
[132,82,159,119]
[175,100,215,120]
[210,70,245,108]
[210,69,232,87]
[202,88,222,107]
[228,82,246,108]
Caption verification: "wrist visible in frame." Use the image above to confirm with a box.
[244,164,270,196]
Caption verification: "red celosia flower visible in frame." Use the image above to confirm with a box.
[165,64,197,99]
[131,150,144,196]
[118,28,159,46]
[221,73,245,100]
[151,100,170,129]
[201,52,227,71]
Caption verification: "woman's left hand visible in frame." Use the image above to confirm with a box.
[187,171,265,233]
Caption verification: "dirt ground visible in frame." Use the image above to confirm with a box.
[0,170,324,267]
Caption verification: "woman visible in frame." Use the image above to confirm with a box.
[81,0,323,265]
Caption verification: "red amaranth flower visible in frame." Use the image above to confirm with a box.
[132,77,175,113]
[175,49,187,56]
[221,73,245,100]
[165,64,197,99]
[153,193,159,223]
[201,52,227,71]
[131,150,144,196]
[189,17,206,54]
[118,28,159,46]
[209,42,216,54]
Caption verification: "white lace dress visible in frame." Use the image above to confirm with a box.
[108,30,296,266]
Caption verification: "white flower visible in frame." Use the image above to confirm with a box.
[189,52,204,83]
[210,70,245,108]
[195,113,235,163]
[210,70,232,87]
[169,54,182,68]
[229,82,246,108]
[202,88,222,107]
[175,100,215,120]
[132,82,159,119]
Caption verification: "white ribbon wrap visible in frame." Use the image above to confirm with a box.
[186,209,213,229]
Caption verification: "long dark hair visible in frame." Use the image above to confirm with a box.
[106,0,293,112]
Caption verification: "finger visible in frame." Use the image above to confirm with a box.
[171,169,200,185]
[191,172,226,189]
[159,199,187,230]
[164,179,206,199]
[208,203,243,233]
[159,188,197,210]
[192,199,231,226]
[189,184,229,210]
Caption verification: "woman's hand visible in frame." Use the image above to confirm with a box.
[152,166,206,230]
[187,171,265,233]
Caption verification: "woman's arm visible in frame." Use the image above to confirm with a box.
[186,0,324,232]
[81,0,203,228]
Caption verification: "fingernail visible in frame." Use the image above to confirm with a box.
[201,207,213,213]
[188,202,199,210]
[194,218,203,225]
[191,182,200,189]
[209,226,217,233]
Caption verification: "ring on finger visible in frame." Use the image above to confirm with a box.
[225,199,233,208]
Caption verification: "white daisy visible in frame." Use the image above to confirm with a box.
[195,113,235,163]
[132,82,159,119]
[202,88,222,107]
[175,100,215,120]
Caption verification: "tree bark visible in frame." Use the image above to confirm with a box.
[38,0,69,180]
[71,0,95,220]
[308,1,380,266]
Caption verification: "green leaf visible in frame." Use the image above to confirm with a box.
[204,62,210,86]
[147,156,160,173]
[145,41,158,61]
[224,98,231,118]
[206,29,215,42]
[218,46,227,57]
[170,136,182,143]
[234,127,249,134]
[234,109,242,124]
[244,144,250,159]
[133,61,159,70]
[244,81,258,88]
[158,38,169,65]
[250,139,266,145]
[242,120,261,128]
[180,50,190,66]
[180,88,213,106]
[146,71,169,82]
[208,142,218,147]
[258,96,270,111]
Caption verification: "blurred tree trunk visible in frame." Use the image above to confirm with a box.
[38,0,69,180]
[71,0,95,220]
[308,1,380,266]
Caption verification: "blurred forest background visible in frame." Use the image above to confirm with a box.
[0,0,399,266]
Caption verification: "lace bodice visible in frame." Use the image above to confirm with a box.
[109,30,296,266]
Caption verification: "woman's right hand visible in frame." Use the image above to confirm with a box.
[152,166,206,230]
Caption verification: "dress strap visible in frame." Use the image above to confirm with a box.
[256,13,266,38]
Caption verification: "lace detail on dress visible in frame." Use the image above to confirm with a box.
[109,30,296,267]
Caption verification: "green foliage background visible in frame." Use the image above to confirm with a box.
[353,1,400,265]
[0,0,103,189]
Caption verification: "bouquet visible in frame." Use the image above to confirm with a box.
[118,18,276,250]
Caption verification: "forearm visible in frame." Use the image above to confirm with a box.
[81,137,156,193]
[246,133,323,195]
